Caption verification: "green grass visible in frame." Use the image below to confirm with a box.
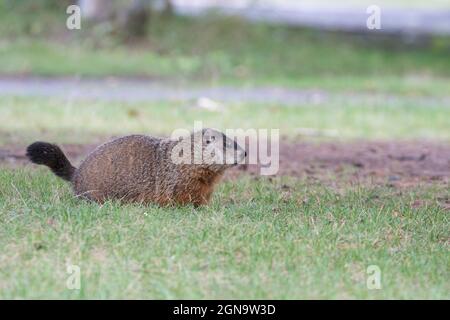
[0,169,448,299]
[1,8,450,95]
[0,95,449,146]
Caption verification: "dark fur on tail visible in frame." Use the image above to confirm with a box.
[26,142,76,181]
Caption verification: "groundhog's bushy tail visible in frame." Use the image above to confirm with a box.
[26,142,76,181]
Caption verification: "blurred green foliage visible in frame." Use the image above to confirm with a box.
[0,3,449,92]
[0,0,69,36]
[2,0,71,10]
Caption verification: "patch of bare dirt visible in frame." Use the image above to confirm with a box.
[230,140,450,187]
[1,140,449,187]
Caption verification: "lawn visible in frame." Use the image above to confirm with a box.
[1,95,449,146]
[0,170,448,299]
[0,93,449,299]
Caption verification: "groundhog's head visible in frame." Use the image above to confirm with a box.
[171,128,247,171]
[201,128,247,169]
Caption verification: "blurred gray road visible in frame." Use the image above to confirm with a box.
[0,77,449,107]
[0,77,326,105]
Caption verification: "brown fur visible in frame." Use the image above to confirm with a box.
[28,130,246,206]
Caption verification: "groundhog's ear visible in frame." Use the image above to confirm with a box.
[202,128,213,136]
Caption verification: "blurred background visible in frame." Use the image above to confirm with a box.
[0,0,449,145]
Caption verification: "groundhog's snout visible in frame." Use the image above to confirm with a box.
[233,145,247,165]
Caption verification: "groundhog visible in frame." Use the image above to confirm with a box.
[26,128,247,206]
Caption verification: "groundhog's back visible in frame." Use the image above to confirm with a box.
[72,135,171,202]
